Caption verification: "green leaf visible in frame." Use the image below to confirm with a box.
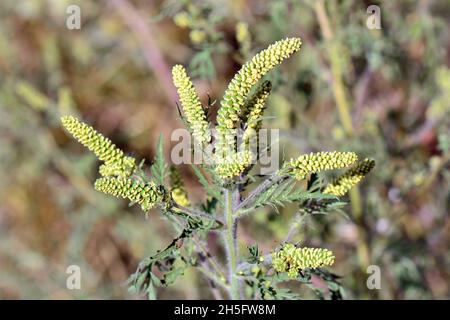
[151,134,168,185]
[246,244,260,264]
[146,280,157,300]
[273,288,301,300]
[190,164,222,200]
[163,266,186,286]
[136,271,148,289]
[127,220,201,297]
[149,271,162,287]
[247,178,324,212]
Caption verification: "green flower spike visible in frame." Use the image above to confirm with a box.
[94,177,165,212]
[241,80,272,148]
[61,115,135,178]
[217,37,302,131]
[287,151,358,180]
[169,166,190,207]
[241,81,272,126]
[216,151,252,180]
[215,38,301,163]
[172,65,211,145]
[99,158,136,178]
[272,243,335,278]
[324,158,375,196]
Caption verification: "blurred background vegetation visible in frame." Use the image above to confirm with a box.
[0,0,449,299]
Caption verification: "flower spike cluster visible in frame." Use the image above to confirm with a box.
[57,38,375,298]
[286,151,358,180]
[272,243,335,278]
[169,166,190,207]
[172,65,211,145]
[216,37,301,131]
[61,116,135,178]
[94,177,165,211]
[324,158,375,196]
[215,38,301,179]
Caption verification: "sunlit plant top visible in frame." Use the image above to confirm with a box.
[61,37,374,300]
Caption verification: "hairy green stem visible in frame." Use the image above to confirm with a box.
[223,189,240,299]
[192,235,227,283]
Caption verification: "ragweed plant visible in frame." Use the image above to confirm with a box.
[60,37,374,300]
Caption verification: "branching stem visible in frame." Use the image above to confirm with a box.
[223,189,240,299]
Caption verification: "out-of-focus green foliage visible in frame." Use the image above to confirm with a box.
[0,0,449,299]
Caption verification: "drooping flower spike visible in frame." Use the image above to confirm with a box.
[324,158,375,196]
[271,243,335,278]
[61,115,135,178]
[94,177,166,212]
[286,151,358,180]
[172,65,211,145]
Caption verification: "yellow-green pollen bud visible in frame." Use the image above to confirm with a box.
[98,157,136,178]
[216,37,301,131]
[94,177,165,212]
[286,151,358,180]
[324,158,375,196]
[215,37,301,159]
[173,12,191,29]
[61,115,135,177]
[272,243,335,278]
[216,151,252,180]
[189,29,206,44]
[241,80,272,149]
[172,65,211,145]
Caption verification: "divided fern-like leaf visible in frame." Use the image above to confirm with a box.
[190,164,222,201]
[241,179,331,214]
[151,134,168,186]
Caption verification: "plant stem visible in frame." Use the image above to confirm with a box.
[192,235,227,282]
[283,212,302,243]
[223,189,240,299]
[196,263,228,292]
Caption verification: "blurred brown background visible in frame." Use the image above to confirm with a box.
[0,0,449,299]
